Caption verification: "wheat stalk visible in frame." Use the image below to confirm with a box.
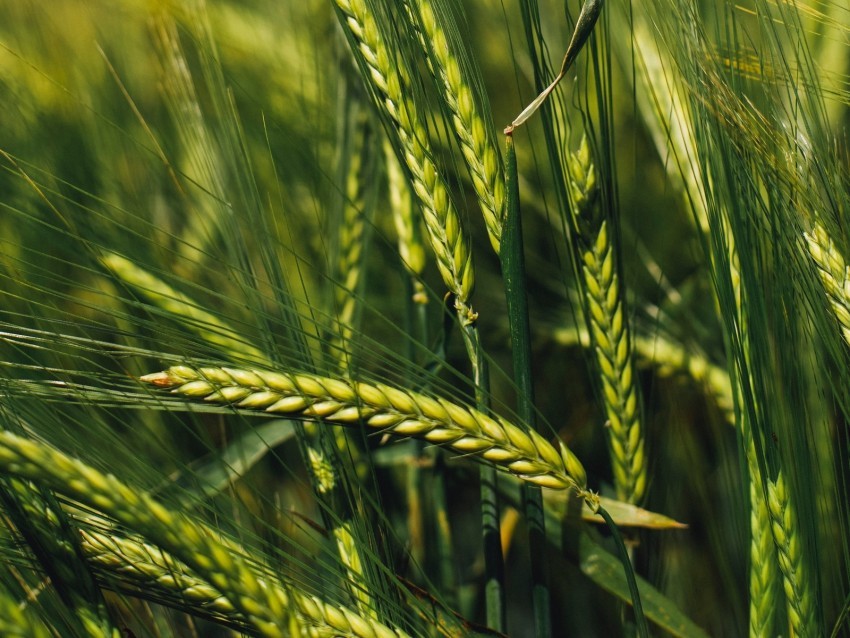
[767,471,820,637]
[0,431,412,638]
[140,364,591,496]
[333,0,476,323]
[568,137,646,503]
[402,0,504,253]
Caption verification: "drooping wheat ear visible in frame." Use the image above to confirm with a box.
[804,222,850,345]
[385,140,427,304]
[0,431,412,638]
[568,137,646,503]
[402,0,505,253]
[334,0,476,323]
[100,253,267,364]
[767,471,820,637]
[0,588,52,638]
[141,365,590,494]
[108,243,371,619]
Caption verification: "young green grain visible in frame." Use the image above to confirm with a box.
[333,0,476,323]
[767,471,820,637]
[0,431,412,638]
[101,252,267,364]
[804,222,850,345]
[141,364,591,495]
[568,137,646,503]
[402,0,505,253]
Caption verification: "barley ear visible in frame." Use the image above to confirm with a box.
[748,468,778,637]
[569,136,647,503]
[142,365,589,492]
[767,471,820,637]
[386,139,428,304]
[332,104,376,360]
[333,0,476,323]
[804,222,850,345]
[0,431,412,638]
[80,527,241,621]
[100,252,267,364]
[0,432,287,637]
[403,0,505,253]
[2,478,120,637]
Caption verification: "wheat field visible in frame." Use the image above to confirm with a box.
[1,0,849,636]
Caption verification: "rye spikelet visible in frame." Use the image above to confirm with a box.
[568,137,646,503]
[333,0,476,323]
[141,365,590,494]
[0,431,412,638]
[767,471,820,637]
[804,222,850,345]
[402,0,505,253]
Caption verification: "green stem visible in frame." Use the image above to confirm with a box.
[404,276,428,575]
[597,506,648,638]
[462,324,505,631]
[501,133,549,637]
[431,451,456,608]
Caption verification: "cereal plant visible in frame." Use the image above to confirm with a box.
[1,0,849,636]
